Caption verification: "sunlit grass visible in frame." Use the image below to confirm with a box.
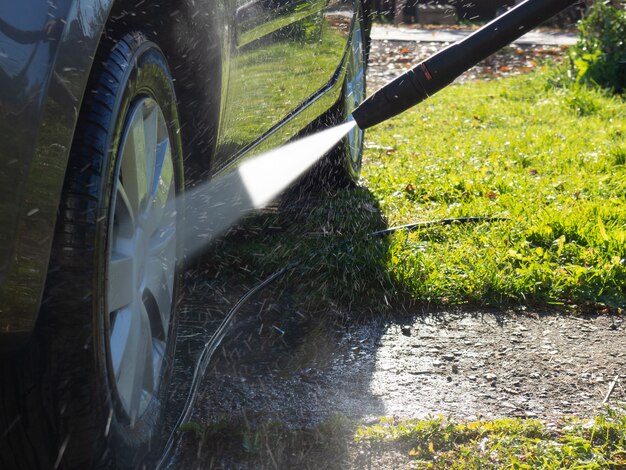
[363,70,626,308]
[201,68,625,311]
[181,409,626,468]
[355,409,626,469]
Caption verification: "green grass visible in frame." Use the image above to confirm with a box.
[355,410,626,469]
[362,71,626,308]
[180,409,626,468]
[205,69,625,312]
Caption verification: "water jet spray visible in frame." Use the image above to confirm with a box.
[182,121,356,257]
[352,0,579,130]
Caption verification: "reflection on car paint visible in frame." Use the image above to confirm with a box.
[215,0,355,169]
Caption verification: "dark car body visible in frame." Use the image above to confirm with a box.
[0,0,369,351]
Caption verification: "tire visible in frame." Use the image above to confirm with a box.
[322,4,368,188]
[1,32,184,469]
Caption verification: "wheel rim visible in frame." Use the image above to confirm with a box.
[107,97,176,422]
[344,14,366,168]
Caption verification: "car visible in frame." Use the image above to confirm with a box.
[0,0,371,467]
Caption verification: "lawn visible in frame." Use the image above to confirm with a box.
[182,405,626,469]
[209,68,625,312]
[363,70,626,309]
[353,411,626,469]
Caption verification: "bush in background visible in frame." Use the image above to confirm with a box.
[568,2,626,94]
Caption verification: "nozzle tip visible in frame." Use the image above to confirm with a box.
[352,69,429,130]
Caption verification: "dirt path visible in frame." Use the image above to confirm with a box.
[195,307,626,425]
[169,290,625,469]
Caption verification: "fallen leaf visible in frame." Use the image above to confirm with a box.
[612,451,626,464]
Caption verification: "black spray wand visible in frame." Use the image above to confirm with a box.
[352,0,579,130]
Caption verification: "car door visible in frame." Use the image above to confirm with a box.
[214,0,351,168]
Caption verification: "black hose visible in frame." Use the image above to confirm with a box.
[371,217,509,237]
[156,262,298,468]
[353,0,579,129]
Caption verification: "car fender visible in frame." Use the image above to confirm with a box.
[0,0,115,352]
[0,0,226,351]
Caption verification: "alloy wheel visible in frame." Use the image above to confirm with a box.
[107,97,177,422]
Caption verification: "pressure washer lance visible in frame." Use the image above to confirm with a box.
[352,0,579,130]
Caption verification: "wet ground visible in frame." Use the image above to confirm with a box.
[165,279,625,468]
[158,39,626,468]
[192,304,626,426]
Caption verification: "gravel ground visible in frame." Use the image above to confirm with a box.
[192,306,626,426]
[169,291,625,469]
[367,40,568,90]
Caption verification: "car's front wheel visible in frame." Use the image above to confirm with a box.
[1,31,184,469]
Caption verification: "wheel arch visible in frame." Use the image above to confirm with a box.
[103,0,224,183]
